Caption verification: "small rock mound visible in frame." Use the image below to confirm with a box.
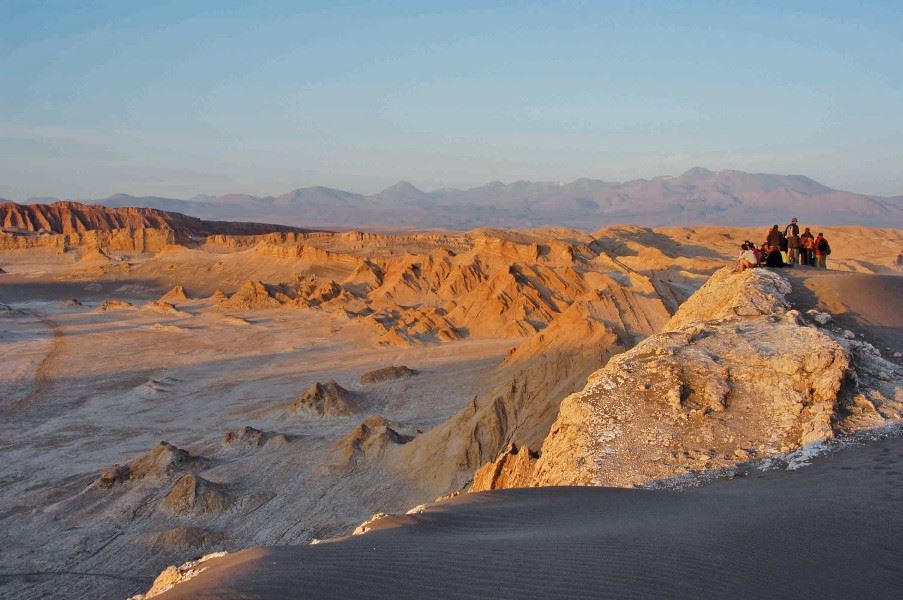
[333,416,414,469]
[217,280,281,310]
[63,298,83,307]
[292,380,364,416]
[160,474,231,517]
[97,299,135,312]
[141,300,191,316]
[360,365,419,385]
[221,426,287,449]
[98,441,207,487]
[220,315,251,326]
[160,285,189,302]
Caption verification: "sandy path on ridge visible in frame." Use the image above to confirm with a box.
[785,269,903,355]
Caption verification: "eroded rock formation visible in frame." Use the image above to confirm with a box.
[472,268,903,489]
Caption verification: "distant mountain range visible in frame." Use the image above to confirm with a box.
[17,168,903,230]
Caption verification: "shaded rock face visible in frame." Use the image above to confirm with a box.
[474,268,902,490]
[470,443,539,492]
[160,474,231,517]
[360,365,418,385]
[292,380,364,417]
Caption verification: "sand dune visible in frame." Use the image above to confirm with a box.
[150,430,903,600]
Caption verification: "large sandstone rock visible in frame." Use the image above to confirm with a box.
[473,268,901,490]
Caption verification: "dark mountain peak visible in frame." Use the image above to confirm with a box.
[381,180,422,194]
[378,181,425,200]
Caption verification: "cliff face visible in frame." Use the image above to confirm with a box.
[472,268,903,491]
[0,201,303,244]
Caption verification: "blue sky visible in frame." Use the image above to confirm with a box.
[1,1,901,199]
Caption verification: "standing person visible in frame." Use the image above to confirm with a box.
[784,217,800,239]
[800,227,815,265]
[814,232,831,269]
[786,228,800,267]
[766,225,783,250]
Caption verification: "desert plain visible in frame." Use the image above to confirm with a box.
[1,201,902,599]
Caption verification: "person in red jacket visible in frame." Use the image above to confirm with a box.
[814,232,831,269]
[800,228,815,266]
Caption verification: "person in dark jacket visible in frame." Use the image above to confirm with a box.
[784,217,800,238]
[814,233,831,269]
[766,225,783,250]
[765,245,785,268]
[786,229,800,266]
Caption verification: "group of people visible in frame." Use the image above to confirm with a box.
[737,218,831,272]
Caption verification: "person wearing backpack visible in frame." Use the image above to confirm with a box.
[814,232,831,269]
[800,228,815,266]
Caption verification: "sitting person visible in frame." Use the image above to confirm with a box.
[737,243,758,272]
[764,244,785,268]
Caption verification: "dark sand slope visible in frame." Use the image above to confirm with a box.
[159,432,903,600]
[786,271,903,355]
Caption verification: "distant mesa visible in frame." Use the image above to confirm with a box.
[0,199,308,240]
[98,441,208,488]
[360,365,419,385]
[292,380,365,417]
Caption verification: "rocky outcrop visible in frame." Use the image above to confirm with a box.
[98,441,208,488]
[360,366,419,385]
[217,280,281,310]
[292,380,364,417]
[127,551,228,600]
[473,268,903,490]
[470,443,539,492]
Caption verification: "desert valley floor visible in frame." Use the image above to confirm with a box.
[0,209,901,599]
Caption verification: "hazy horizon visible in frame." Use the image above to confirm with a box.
[2,1,902,200]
